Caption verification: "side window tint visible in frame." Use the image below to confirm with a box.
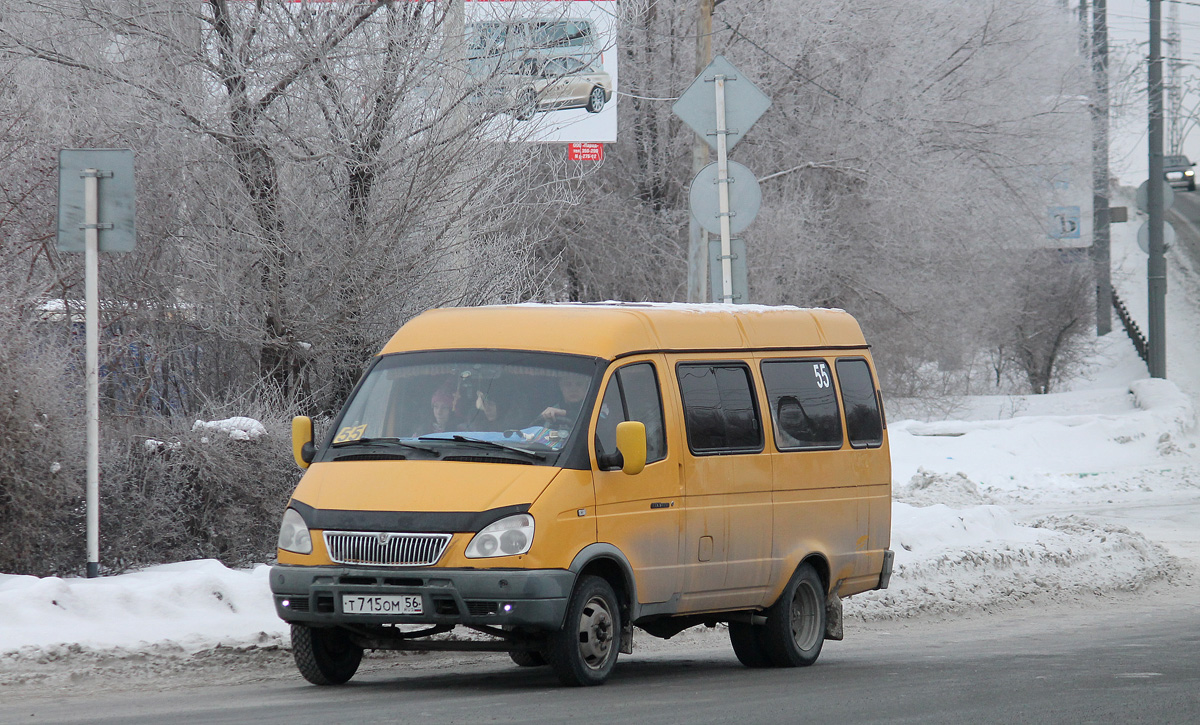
[761,360,843,450]
[677,363,762,453]
[836,359,883,448]
[594,363,668,465]
[617,363,667,463]
[595,376,623,460]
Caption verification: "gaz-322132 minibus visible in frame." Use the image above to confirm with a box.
[271,303,893,686]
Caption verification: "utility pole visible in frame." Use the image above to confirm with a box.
[1092,0,1112,335]
[1078,0,1089,55]
[686,0,713,302]
[1148,0,1167,378]
[1167,0,1182,153]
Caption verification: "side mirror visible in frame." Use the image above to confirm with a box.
[615,421,646,475]
[291,416,315,469]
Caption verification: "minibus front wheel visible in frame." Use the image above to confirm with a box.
[509,649,548,667]
[291,624,363,685]
[546,575,621,686]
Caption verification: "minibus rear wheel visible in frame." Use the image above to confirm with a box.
[291,624,363,685]
[762,563,826,667]
[546,575,621,686]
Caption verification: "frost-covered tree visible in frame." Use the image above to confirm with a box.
[530,0,1093,394]
[0,0,552,410]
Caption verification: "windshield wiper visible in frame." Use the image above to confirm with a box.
[418,434,546,461]
[329,437,440,455]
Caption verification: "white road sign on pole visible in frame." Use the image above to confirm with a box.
[57,148,137,579]
[673,56,771,303]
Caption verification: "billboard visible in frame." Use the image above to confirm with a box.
[467,1,618,143]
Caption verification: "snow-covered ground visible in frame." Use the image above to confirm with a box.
[1,207,1197,679]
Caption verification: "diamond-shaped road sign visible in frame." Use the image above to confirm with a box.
[672,55,771,152]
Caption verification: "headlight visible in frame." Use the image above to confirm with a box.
[277,507,313,554]
[465,514,534,558]
[1187,170,1195,177]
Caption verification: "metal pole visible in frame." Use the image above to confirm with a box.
[1148,0,1167,378]
[686,0,713,303]
[1092,0,1112,335]
[1167,0,1182,154]
[83,169,100,578]
[714,74,734,303]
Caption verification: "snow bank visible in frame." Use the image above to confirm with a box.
[0,560,286,656]
[847,505,1177,621]
[890,379,1195,490]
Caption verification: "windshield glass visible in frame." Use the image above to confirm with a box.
[321,350,599,464]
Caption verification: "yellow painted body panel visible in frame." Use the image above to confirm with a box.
[291,460,559,514]
[591,355,685,604]
[379,303,868,359]
[519,469,596,570]
[752,354,893,606]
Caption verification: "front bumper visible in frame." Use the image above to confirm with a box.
[269,564,575,631]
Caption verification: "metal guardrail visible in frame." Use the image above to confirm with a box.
[1112,289,1148,364]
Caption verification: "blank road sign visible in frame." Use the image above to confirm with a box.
[57,148,137,253]
[689,161,762,235]
[672,55,771,152]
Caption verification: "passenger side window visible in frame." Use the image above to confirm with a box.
[594,363,667,467]
[835,358,884,448]
[676,363,762,453]
[760,359,843,450]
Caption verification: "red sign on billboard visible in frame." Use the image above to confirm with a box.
[568,143,604,161]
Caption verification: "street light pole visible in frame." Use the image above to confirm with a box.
[1092,0,1112,336]
[687,0,713,302]
[1148,0,1167,378]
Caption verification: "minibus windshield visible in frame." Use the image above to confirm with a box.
[322,350,599,464]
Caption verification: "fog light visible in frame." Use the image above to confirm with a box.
[502,603,513,613]
[282,599,291,608]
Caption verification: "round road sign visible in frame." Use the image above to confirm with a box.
[689,161,762,235]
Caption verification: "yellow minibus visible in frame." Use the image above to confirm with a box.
[272,303,893,686]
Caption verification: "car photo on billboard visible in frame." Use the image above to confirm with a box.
[503,56,612,120]
[464,2,617,144]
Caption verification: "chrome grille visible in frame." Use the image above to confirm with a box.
[323,531,451,567]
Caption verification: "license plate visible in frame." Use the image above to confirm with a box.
[341,594,423,615]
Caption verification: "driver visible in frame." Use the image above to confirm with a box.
[538,374,589,427]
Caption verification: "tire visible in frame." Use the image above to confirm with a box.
[291,623,363,686]
[761,563,826,668]
[1189,179,1196,192]
[546,575,621,686]
[728,621,772,668]
[585,86,606,114]
[509,649,548,667]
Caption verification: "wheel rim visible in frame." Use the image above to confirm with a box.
[790,580,822,651]
[590,88,604,110]
[575,595,615,670]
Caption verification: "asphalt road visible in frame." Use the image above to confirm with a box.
[1166,186,1200,269]
[7,587,1199,725]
